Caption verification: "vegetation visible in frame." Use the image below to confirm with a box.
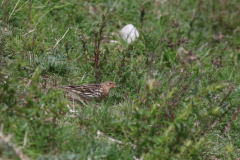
[1,0,240,159]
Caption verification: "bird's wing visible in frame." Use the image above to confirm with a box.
[64,84,103,99]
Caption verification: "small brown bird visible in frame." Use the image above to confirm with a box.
[64,81,117,103]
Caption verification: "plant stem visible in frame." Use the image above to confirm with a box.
[94,14,107,82]
[95,28,103,82]
[0,0,9,69]
[82,36,88,64]
[21,0,32,60]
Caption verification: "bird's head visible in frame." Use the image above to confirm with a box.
[102,81,117,91]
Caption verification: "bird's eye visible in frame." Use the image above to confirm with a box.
[109,83,112,85]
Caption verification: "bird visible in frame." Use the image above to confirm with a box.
[64,81,117,103]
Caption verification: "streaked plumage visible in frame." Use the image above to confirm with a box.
[64,81,117,103]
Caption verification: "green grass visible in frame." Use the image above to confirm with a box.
[1,0,240,159]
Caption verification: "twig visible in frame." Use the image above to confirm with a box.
[110,0,118,11]
[146,27,171,75]
[171,111,174,122]
[118,59,124,76]
[133,154,145,160]
[53,28,69,49]
[118,49,129,76]
[23,3,71,36]
[140,7,145,31]
[225,105,240,133]
[215,134,222,139]
[81,35,88,64]
[97,130,136,149]
[65,42,70,64]
[23,10,48,36]
[95,27,103,81]
[81,72,86,82]
[94,14,108,82]
[232,106,240,121]
[27,67,39,87]
[23,128,29,147]
[15,0,29,13]
[72,54,82,63]
[0,131,30,160]
[152,28,170,59]
[66,104,78,113]
[9,0,21,20]
[0,132,13,142]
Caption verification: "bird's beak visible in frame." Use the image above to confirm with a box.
[114,85,117,88]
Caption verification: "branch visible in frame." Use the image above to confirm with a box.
[53,28,69,49]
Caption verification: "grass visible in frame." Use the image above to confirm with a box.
[1,0,240,159]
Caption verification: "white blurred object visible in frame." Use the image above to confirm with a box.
[89,6,95,14]
[120,24,139,44]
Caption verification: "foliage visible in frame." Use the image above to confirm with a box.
[0,0,240,159]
